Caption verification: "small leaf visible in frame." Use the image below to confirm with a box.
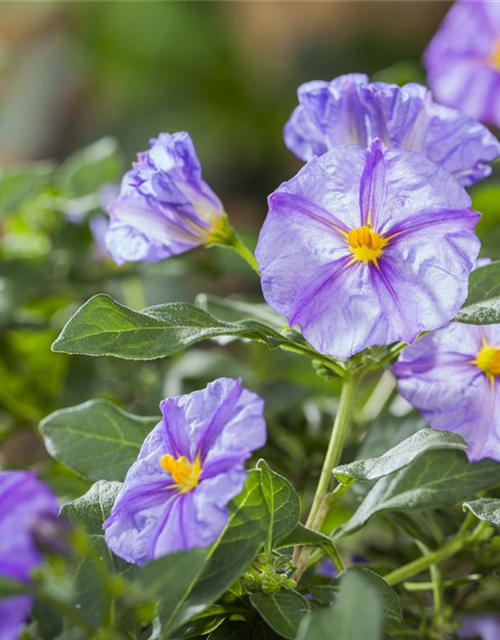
[455,261,500,324]
[334,429,467,483]
[250,592,310,640]
[208,621,254,640]
[463,498,500,527]
[0,575,27,597]
[51,295,298,360]
[257,460,300,548]
[297,570,382,640]
[336,450,500,539]
[60,481,121,535]
[40,399,157,481]
[276,523,332,550]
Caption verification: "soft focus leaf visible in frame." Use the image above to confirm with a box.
[208,621,254,640]
[52,294,296,359]
[463,498,500,527]
[250,592,310,640]
[335,450,500,539]
[157,470,269,637]
[0,161,54,216]
[257,459,300,548]
[276,523,332,550]
[455,261,500,324]
[60,480,121,535]
[297,570,382,640]
[40,399,157,481]
[333,429,467,483]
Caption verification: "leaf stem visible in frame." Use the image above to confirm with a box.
[292,375,358,580]
[210,216,260,273]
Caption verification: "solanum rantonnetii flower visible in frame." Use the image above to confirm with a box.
[394,322,500,462]
[0,471,59,640]
[104,378,266,565]
[284,74,500,186]
[424,0,500,128]
[256,138,480,360]
[458,614,500,640]
[106,132,228,265]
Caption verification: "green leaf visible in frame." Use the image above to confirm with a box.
[208,621,254,640]
[51,294,298,360]
[56,137,122,199]
[276,523,332,550]
[250,592,310,640]
[257,460,300,549]
[0,575,27,598]
[0,161,54,216]
[60,480,121,535]
[336,450,500,539]
[297,570,382,640]
[172,605,227,639]
[40,399,157,481]
[333,429,467,483]
[156,470,269,638]
[463,498,500,527]
[455,261,500,324]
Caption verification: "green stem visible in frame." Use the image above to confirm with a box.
[226,231,260,273]
[292,375,358,580]
[210,216,259,273]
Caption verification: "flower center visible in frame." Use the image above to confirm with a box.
[490,39,500,70]
[160,454,202,493]
[348,225,387,266]
[473,343,500,380]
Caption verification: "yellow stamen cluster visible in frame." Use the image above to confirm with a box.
[160,453,202,493]
[348,225,388,266]
[490,40,500,70]
[473,343,500,381]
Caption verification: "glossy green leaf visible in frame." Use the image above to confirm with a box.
[0,161,54,216]
[455,261,500,324]
[257,460,300,548]
[51,294,299,360]
[334,429,467,483]
[297,570,382,640]
[40,399,157,481]
[336,450,500,539]
[156,470,269,638]
[60,480,121,535]
[250,592,310,640]
[463,498,500,527]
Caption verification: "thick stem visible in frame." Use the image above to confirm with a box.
[292,375,358,580]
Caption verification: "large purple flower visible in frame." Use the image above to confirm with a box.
[104,378,266,565]
[424,0,500,128]
[106,132,225,265]
[394,322,500,462]
[256,139,480,360]
[284,74,500,187]
[0,472,59,640]
[459,614,500,640]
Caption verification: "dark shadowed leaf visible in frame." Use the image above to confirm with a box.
[40,399,157,481]
[334,429,467,483]
[250,592,310,640]
[60,480,121,535]
[455,261,500,324]
[463,498,500,527]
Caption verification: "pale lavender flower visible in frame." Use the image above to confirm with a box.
[104,378,266,565]
[424,0,500,128]
[0,472,59,640]
[394,322,500,462]
[256,139,480,359]
[106,132,225,265]
[459,613,500,640]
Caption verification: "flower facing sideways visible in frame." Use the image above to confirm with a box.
[0,472,59,640]
[284,74,500,186]
[424,0,500,128]
[106,132,226,265]
[104,378,266,565]
[256,139,480,360]
[394,322,500,463]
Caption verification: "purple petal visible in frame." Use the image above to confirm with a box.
[359,139,386,227]
[0,596,32,640]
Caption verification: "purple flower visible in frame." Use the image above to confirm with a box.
[284,74,500,187]
[424,0,500,128]
[104,378,266,565]
[394,322,500,462]
[106,132,225,265]
[459,614,500,640]
[256,139,480,360]
[0,471,59,640]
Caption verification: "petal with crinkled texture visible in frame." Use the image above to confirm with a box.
[256,141,480,359]
[104,378,266,565]
[394,323,500,462]
[284,73,500,185]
